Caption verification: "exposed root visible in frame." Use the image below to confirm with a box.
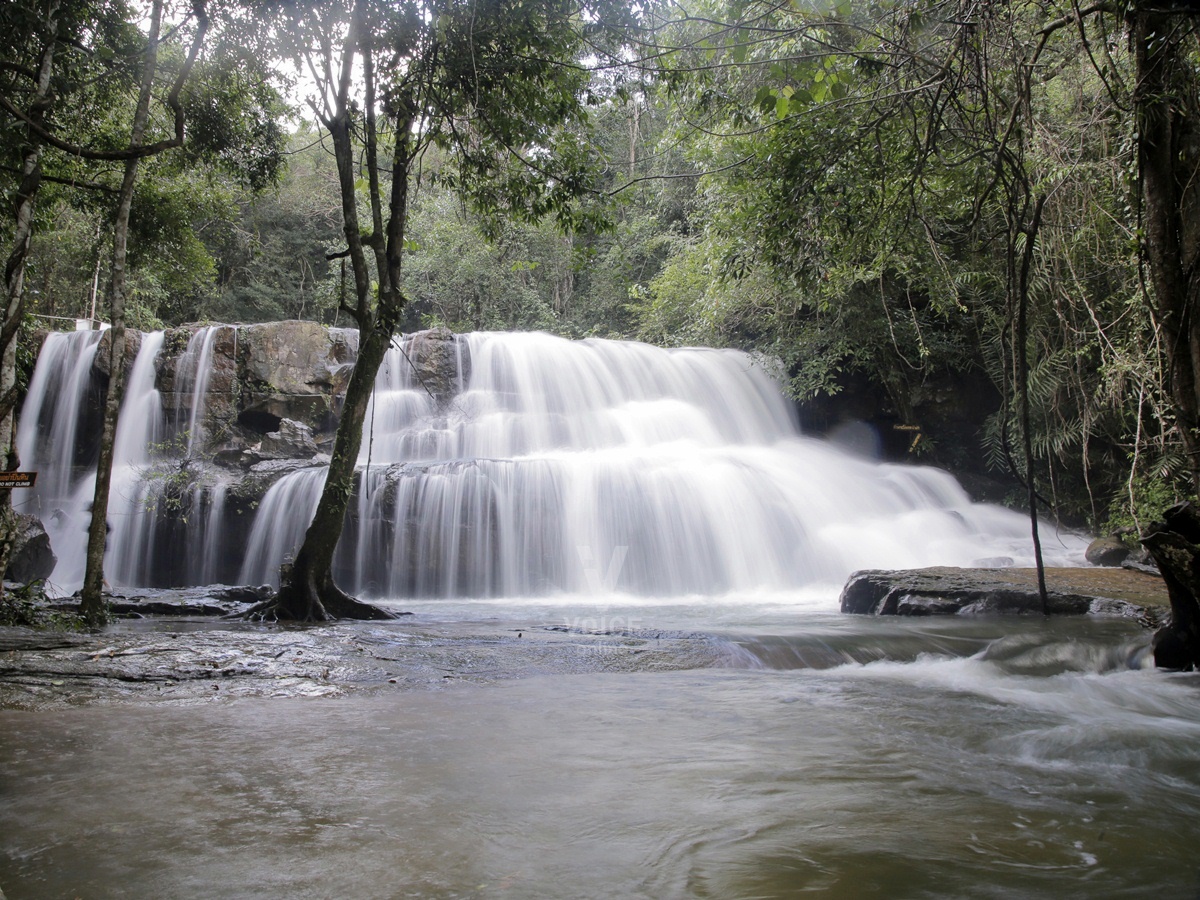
[242,572,398,623]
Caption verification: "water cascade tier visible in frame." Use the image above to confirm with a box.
[17,325,1084,598]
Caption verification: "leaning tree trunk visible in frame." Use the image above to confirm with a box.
[1140,502,1200,670]
[79,0,164,626]
[263,310,399,622]
[256,38,412,622]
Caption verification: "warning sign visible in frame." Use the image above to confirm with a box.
[0,472,36,488]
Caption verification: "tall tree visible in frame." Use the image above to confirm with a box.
[1131,5,1200,496]
[0,0,140,595]
[635,0,1200,532]
[259,0,631,620]
[79,0,210,625]
[1,0,281,622]
[0,2,64,592]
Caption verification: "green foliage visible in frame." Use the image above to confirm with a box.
[621,0,1170,526]
[3,0,288,331]
[1105,467,1188,537]
[0,580,85,631]
[181,51,287,192]
[6,0,1189,536]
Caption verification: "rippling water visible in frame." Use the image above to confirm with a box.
[2,607,1197,899]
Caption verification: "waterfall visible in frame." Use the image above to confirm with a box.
[15,331,104,591]
[19,327,1086,599]
[16,331,104,507]
[242,331,1085,598]
[18,329,230,593]
[173,326,221,458]
[238,468,325,586]
[104,330,169,587]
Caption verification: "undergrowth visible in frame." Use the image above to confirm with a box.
[0,581,86,630]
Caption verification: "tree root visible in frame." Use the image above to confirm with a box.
[241,555,398,623]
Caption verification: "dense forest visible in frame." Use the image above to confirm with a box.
[4,0,1200,616]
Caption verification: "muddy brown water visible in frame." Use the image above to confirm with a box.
[1,603,1198,899]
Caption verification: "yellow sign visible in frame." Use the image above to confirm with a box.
[0,472,37,488]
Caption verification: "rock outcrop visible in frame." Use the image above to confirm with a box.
[236,321,358,435]
[407,327,466,408]
[91,327,143,379]
[256,418,320,460]
[1139,503,1200,670]
[840,565,1168,619]
[5,513,57,583]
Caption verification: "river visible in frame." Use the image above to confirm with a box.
[2,600,1197,899]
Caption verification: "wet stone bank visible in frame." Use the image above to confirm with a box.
[0,608,728,710]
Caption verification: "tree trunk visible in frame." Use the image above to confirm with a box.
[1140,502,1200,670]
[1016,194,1049,613]
[79,0,164,626]
[265,315,399,621]
[259,53,414,622]
[1133,9,1200,496]
[0,6,59,596]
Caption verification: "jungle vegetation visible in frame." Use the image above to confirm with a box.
[4,0,1200,616]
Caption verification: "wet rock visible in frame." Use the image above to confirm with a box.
[407,327,468,408]
[91,327,142,379]
[1086,536,1135,567]
[0,617,725,708]
[237,321,357,433]
[841,566,1169,618]
[224,459,327,512]
[5,513,56,583]
[210,585,275,603]
[83,585,270,617]
[256,418,319,460]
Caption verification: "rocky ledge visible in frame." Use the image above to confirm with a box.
[840,565,1169,621]
[0,585,732,709]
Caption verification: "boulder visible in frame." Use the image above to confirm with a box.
[407,327,468,408]
[91,327,143,380]
[1085,536,1134,567]
[257,419,319,460]
[236,321,358,432]
[5,513,57,583]
[840,566,1168,618]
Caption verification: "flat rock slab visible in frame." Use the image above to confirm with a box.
[840,566,1169,619]
[0,619,729,710]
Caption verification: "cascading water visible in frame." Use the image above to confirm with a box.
[19,327,1086,598]
[17,327,238,594]
[15,330,105,589]
[242,331,1085,598]
[173,326,221,457]
[11,331,1191,900]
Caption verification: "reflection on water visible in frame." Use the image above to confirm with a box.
[2,613,1199,899]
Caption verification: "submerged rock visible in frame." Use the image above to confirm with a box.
[840,566,1169,619]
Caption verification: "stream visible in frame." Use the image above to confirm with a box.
[2,600,1198,899]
